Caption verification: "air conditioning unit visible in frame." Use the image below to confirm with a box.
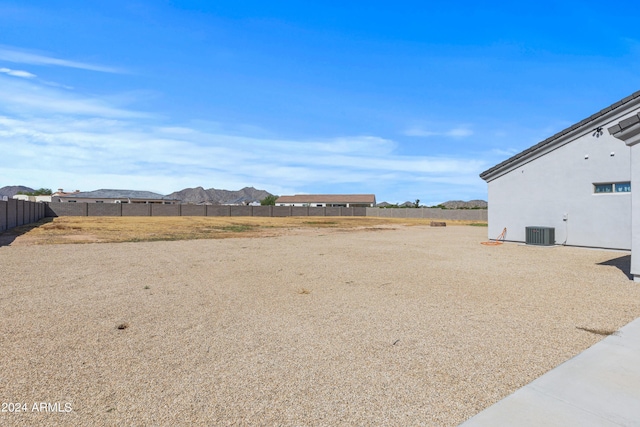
[525,226,555,246]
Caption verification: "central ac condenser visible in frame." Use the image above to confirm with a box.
[525,226,555,246]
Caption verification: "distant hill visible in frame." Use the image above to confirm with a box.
[0,185,35,198]
[166,186,273,205]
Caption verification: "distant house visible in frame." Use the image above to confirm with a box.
[398,201,417,208]
[275,194,376,207]
[13,194,53,203]
[54,189,180,204]
[52,189,80,198]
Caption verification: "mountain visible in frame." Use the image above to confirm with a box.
[166,186,273,205]
[0,185,35,198]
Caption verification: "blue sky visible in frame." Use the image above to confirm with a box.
[1,1,639,204]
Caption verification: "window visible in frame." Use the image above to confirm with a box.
[594,182,631,193]
[594,184,613,193]
[616,182,631,192]
[96,201,104,203]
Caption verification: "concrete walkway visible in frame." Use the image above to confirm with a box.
[460,318,640,426]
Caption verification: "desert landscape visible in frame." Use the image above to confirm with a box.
[1,219,638,426]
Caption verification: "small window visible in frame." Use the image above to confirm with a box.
[594,182,631,193]
[594,184,613,193]
[67,200,77,203]
[615,182,631,192]
[96,201,104,203]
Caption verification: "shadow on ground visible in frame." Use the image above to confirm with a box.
[598,255,632,280]
[0,218,54,247]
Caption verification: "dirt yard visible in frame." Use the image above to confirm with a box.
[0,222,638,426]
[0,216,486,246]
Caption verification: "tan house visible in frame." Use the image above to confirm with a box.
[54,189,179,204]
[275,194,376,208]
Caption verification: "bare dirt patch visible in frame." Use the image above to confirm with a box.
[3,216,485,246]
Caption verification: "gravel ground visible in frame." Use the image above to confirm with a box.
[0,225,638,426]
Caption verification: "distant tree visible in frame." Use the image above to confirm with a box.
[34,188,53,196]
[414,199,420,208]
[17,188,52,196]
[260,195,278,206]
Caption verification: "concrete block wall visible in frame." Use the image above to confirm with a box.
[0,200,47,233]
[325,207,342,216]
[230,206,253,216]
[0,200,6,232]
[207,205,230,216]
[7,199,17,229]
[88,203,122,216]
[122,204,150,216]
[291,207,309,216]
[46,202,87,217]
[20,201,27,225]
[366,207,488,221]
[308,207,325,216]
[181,205,206,216]
[28,202,34,223]
[41,203,485,221]
[272,206,292,217]
[152,204,181,216]
[17,201,24,226]
[253,206,272,217]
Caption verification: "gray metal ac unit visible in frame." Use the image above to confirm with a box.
[525,226,555,246]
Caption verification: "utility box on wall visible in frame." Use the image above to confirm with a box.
[525,226,555,246]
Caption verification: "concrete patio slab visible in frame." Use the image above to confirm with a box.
[460,318,640,426]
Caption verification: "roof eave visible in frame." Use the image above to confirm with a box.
[480,90,640,182]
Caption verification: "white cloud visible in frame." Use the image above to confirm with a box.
[0,75,149,118]
[0,46,124,73]
[446,127,473,137]
[0,72,488,202]
[404,125,473,138]
[491,148,519,157]
[0,67,36,78]
[0,113,487,198]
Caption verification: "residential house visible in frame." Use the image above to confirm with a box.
[480,90,640,281]
[54,189,180,204]
[275,194,376,207]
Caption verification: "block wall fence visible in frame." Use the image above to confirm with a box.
[44,203,368,218]
[366,207,488,221]
[43,203,487,221]
[0,202,487,233]
[0,199,47,232]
